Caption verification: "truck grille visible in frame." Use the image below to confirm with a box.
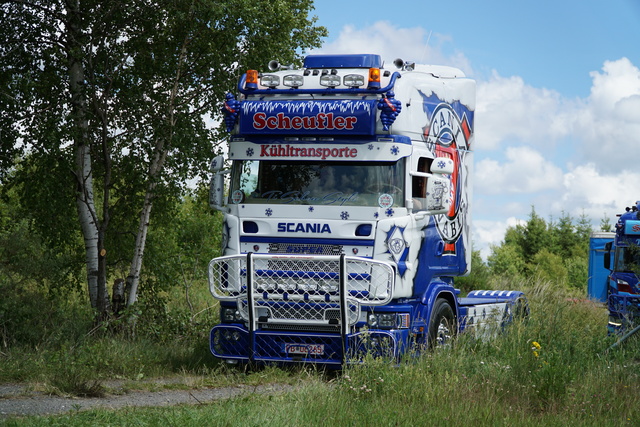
[209,254,395,327]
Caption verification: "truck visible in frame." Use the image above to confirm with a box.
[588,202,640,333]
[207,53,527,367]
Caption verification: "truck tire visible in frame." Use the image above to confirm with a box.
[428,299,456,348]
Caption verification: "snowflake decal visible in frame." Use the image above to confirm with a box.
[308,207,314,212]
[390,145,399,156]
[385,208,395,217]
[373,212,379,219]
[340,211,349,220]
[265,208,273,217]
[437,160,447,169]
[246,148,254,157]
[368,144,374,150]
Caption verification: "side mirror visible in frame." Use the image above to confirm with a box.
[421,156,453,214]
[210,155,225,172]
[209,155,227,211]
[431,157,454,174]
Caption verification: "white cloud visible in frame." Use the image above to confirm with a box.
[473,57,640,249]
[475,146,563,195]
[475,73,572,150]
[558,163,640,219]
[313,22,640,257]
[575,58,640,173]
[315,21,473,76]
[589,58,640,111]
[473,217,525,260]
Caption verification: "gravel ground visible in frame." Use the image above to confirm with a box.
[0,380,295,419]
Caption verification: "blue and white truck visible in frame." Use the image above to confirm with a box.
[588,202,640,333]
[208,53,526,367]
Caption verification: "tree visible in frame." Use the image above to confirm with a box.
[487,243,525,279]
[521,207,549,263]
[487,206,592,290]
[530,249,567,285]
[600,214,614,232]
[0,0,327,318]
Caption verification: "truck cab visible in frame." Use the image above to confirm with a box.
[208,54,525,366]
[592,202,640,332]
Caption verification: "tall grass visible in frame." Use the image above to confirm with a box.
[5,277,640,425]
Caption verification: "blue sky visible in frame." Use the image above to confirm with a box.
[309,0,640,258]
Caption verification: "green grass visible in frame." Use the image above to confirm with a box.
[3,278,640,425]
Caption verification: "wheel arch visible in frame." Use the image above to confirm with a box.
[419,280,459,330]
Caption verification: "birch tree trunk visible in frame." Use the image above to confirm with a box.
[125,35,187,307]
[67,1,101,310]
[125,156,166,306]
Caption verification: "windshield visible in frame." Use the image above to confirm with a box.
[615,245,640,273]
[229,160,404,207]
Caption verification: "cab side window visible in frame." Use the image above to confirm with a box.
[412,157,432,210]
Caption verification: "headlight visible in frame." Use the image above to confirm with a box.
[367,312,378,327]
[221,307,242,323]
[367,312,410,329]
[255,278,277,292]
[278,279,297,292]
[283,74,304,88]
[320,280,338,293]
[260,74,280,88]
[298,281,318,292]
[320,74,340,88]
[343,74,365,87]
[378,313,396,328]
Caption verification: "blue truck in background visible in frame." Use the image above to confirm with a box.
[207,53,527,367]
[588,202,640,333]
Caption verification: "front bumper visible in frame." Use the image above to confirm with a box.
[210,324,404,366]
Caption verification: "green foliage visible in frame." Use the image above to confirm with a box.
[487,206,593,291]
[487,243,525,279]
[0,186,88,349]
[565,255,589,289]
[12,278,640,425]
[530,249,568,284]
[600,214,614,232]
[521,207,550,262]
[456,249,491,292]
[0,186,222,380]
[0,0,327,312]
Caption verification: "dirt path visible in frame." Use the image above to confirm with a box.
[0,380,295,419]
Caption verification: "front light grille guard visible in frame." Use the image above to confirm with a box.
[609,294,640,322]
[209,253,395,330]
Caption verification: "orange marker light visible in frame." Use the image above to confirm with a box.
[246,70,259,85]
[368,67,381,89]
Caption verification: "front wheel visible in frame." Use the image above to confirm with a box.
[428,299,456,348]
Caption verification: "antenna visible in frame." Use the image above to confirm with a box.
[421,30,432,64]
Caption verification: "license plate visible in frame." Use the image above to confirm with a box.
[285,343,324,356]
